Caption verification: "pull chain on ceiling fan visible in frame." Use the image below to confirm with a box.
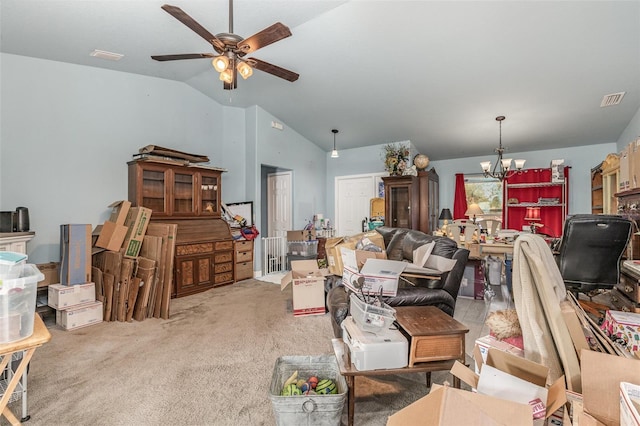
[151,0,299,90]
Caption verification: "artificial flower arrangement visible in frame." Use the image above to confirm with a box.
[382,142,410,176]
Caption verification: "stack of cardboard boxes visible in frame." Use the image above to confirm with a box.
[53,224,102,330]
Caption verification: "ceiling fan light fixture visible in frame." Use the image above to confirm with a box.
[237,61,253,79]
[212,55,230,72]
[219,69,234,84]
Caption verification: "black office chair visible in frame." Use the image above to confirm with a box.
[556,214,633,295]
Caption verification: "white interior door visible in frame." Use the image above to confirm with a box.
[267,172,292,238]
[335,174,382,236]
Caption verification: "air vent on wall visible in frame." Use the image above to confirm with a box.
[90,49,124,61]
[600,92,625,107]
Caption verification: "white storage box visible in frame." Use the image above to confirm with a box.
[48,282,96,310]
[349,293,395,333]
[0,263,42,343]
[342,316,408,371]
[56,300,103,330]
[269,355,347,426]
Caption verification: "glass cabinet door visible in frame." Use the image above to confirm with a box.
[200,174,219,215]
[173,172,194,214]
[389,185,411,228]
[141,168,167,214]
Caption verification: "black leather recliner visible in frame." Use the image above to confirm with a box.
[326,226,470,337]
[556,214,633,294]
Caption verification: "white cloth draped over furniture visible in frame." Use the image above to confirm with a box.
[512,234,581,392]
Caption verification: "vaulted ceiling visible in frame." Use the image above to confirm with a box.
[2,1,639,159]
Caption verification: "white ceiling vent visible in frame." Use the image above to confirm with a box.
[90,49,124,61]
[600,92,625,107]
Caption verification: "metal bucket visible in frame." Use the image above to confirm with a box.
[269,355,347,426]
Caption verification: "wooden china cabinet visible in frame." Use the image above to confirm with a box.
[128,160,234,298]
[382,169,439,234]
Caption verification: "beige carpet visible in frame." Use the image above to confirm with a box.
[10,280,461,426]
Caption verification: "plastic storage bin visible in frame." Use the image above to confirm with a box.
[287,241,318,257]
[0,252,28,279]
[349,293,396,333]
[269,355,347,426]
[0,264,43,343]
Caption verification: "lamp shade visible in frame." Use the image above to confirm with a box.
[524,207,541,221]
[465,203,484,218]
[439,208,453,221]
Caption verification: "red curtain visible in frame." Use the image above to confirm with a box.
[502,167,569,237]
[453,173,468,220]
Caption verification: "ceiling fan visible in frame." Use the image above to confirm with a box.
[151,1,299,90]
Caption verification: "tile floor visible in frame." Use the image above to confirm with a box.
[453,282,514,356]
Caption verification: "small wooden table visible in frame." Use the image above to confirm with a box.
[333,305,469,426]
[0,315,51,425]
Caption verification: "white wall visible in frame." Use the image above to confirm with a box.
[1,54,225,263]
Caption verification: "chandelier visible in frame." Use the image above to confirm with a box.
[480,116,525,181]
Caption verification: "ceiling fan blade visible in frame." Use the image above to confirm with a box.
[151,53,215,61]
[237,23,292,54]
[248,58,299,82]
[161,4,225,53]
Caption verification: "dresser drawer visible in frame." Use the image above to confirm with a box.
[235,240,253,252]
[215,240,233,251]
[214,251,233,263]
[214,262,233,273]
[236,250,253,263]
[214,271,234,284]
[235,262,253,280]
[176,242,214,256]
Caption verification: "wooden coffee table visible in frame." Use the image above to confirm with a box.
[333,305,469,426]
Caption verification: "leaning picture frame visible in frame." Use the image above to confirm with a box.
[226,201,254,227]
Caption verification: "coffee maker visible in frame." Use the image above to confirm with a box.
[0,207,29,232]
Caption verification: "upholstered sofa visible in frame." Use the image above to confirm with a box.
[326,226,470,337]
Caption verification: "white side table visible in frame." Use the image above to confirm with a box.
[0,232,35,254]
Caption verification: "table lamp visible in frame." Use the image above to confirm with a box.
[438,208,453,234]
[524,206,542,233]
[465,203,484,223]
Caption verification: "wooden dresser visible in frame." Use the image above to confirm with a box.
[234,239,254,281]
[128,160,234,298]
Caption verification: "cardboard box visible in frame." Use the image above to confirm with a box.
[48,282,96,310]
[601,310,640,355]
[324,236,345,276]
[620,145,630,192]
[451,347,566,424]
[286,230,316,242]
[123,207,152,258]
[95,221,129,252]
[629,139,640,190]
[387,383,534,425]
[36,262,60,288]
[56,300,103,330]
[578,350,640,426]
[326,231,387,276]
[341,248,403,296]
[60,224,92,285]
[474,335,524,373]
[107,200,131,225]
[620,382,640,426]
[280,260,328,316]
